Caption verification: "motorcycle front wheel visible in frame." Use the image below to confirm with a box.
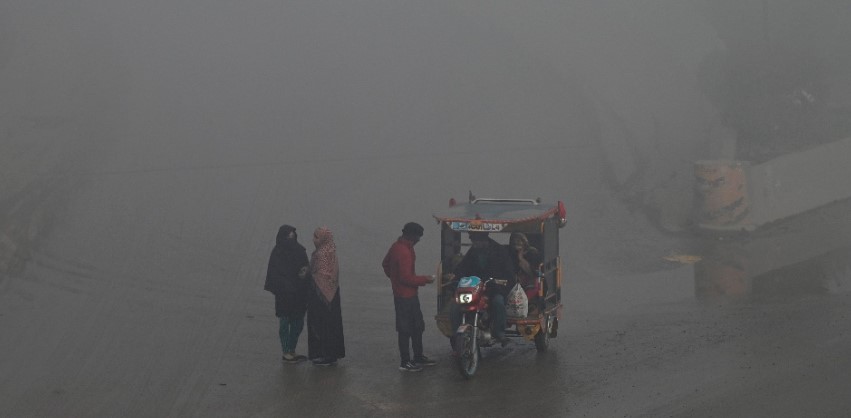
[454,326,479,379]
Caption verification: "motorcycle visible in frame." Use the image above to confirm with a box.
[433,196,565,380]
[452,276,509,379]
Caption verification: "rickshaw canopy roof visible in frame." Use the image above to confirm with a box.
[433,197,565,233]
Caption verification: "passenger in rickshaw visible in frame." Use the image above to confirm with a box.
[508,232,544,315]
[448,231,514,345]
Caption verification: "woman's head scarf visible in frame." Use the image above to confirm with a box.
[310,226,339,304]
[509,232,530,249]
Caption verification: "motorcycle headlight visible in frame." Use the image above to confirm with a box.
[457,293,473,304]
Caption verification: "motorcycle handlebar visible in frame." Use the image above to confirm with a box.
[485,278,508,287]
[449,276,509,288]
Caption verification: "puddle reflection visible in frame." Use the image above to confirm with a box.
[695,239,851,301]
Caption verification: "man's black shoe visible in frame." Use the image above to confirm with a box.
[414,356,438,367]
[399,361,423,372]
[496,335,511,347]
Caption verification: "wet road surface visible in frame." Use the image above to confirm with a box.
[2,152,851,417]
[2,118,851,417]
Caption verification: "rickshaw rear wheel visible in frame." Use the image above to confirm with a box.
[454,327,479,379]
[534,315,551,352]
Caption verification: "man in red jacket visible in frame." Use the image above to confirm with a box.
[382,222,437,372]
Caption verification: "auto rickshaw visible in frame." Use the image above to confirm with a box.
[433,195,566,378]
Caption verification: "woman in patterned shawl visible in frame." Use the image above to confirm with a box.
[306,226,346,366]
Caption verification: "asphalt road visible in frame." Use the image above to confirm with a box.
[2,150,851,417]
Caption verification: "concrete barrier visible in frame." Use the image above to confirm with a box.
[693,197,851,299]
[696,137,851,232]
[748,137,851,227]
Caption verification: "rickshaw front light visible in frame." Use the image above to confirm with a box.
[457,293,473,304]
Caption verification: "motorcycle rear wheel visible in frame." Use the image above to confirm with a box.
[454,327,479,379]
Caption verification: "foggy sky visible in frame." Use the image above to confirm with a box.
[1,1,712,268]
[3,0,851,277]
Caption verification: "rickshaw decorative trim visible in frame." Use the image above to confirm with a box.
[448,221,508,232]
[435,208,558,225]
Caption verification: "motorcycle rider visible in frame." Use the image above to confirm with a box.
[448,231,515,346]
